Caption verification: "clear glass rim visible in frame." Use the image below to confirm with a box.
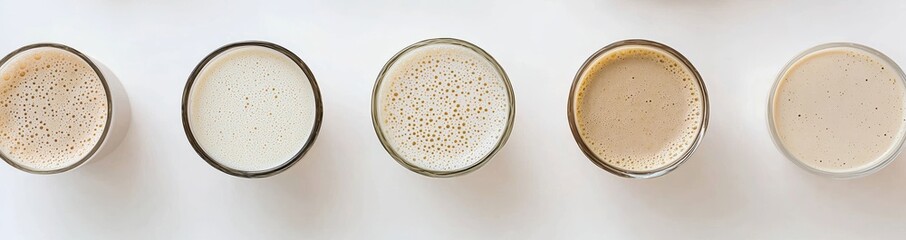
[0,43,114,175]
[566,39,710,179]
[370,38,516,178]
[766,42,906,179]
[181,41,324,178]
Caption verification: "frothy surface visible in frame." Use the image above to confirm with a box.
[0,47,108,171]
[573,45,704,172]
[772,46,906,173]
[376,43,511,172]
[188,45,317,172]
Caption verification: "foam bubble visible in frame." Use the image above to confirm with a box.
[771,46,906,173]
[0,47,108,171]
[376,43,511,172]
[188,45,317,172]
[573,45,704,172]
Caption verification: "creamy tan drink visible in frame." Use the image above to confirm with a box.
[184,42,321,178]
[373,38,514,177]
[0,45,115,173]
[770,43,906,176]
[569,40,707,178]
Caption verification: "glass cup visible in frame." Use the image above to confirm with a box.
[182,41,323,178]
[0,43,131,174]
[767,42,906,178]
[371,38,516,177]
[567,39,710,178]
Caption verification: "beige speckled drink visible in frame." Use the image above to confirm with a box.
[769,43,906,178]
[183,41,322,178]
[372,38,515,177]
[568,39,708,178]
[0,43,130,174]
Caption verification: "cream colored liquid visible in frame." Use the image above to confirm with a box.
[376,43,511,172]
[188,46,317,172]
[772,46,906,173]
[573,45,704,172]
[0,47,108,171]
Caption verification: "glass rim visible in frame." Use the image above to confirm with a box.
[766,42,906,179]
[181,40,324,178]
[566,39,710,179]
[0,43,114,175]
[370,38,516,178]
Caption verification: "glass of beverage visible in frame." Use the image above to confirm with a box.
[182,41,323,178]
[567,39,709,178]
[0,43,130,174]
[371,38,516,177]
[768,43,906,178]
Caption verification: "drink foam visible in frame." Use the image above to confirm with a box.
[376,42,511,172]
[187,45,317,172]
[573,45,704,172]
[0,47,109,172]
[771,46,906,173]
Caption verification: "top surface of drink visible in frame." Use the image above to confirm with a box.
[572,45,704,173]
[0,46,109,172]
[187,45,317,173]
[771,45,906,174]
[375,41,511,173]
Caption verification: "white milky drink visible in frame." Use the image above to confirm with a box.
[769,43,906,178]
[568,40,708,178]
[0,43,130,174]
[372,38,515,177]
[183,42,322,178]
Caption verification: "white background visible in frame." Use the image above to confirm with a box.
[1,0,905,239]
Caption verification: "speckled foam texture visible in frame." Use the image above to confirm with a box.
[377,43,510,172]
[0,47,108,171]
[772,46,906,173]
[188,46,316,172]
[573,45,704,172]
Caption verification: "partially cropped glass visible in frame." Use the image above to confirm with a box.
[768,43,906,178]
[567,39,709,178]
[182,41,323,178]
[371,38,516,177]
[0,43,131,174]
